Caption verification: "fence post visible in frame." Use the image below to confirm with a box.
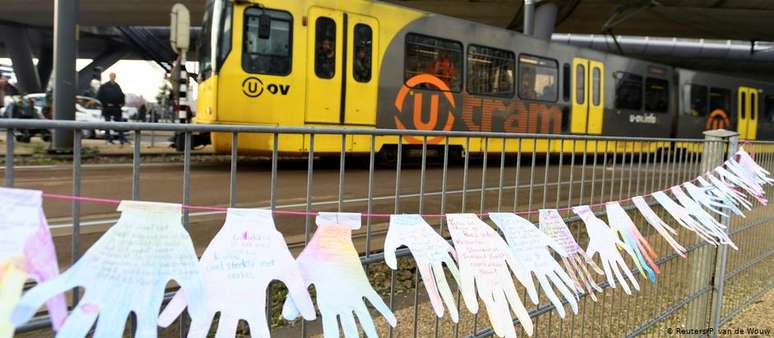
[709,133,739,334]
[685,129,738,336]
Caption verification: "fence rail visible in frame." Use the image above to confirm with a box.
[1,119,772,338]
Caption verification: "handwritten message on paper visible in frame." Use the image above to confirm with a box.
[385,215,461,322]
[12,201,206,337]
[539,209,581,255]
[446,213,534,337]
[159,209,314,337]
[0,188,66,332]
[91,210,199,285]
[489,213,577,318]
[447,215,507,280]
[387,215,454,264]
[282,213,396,338]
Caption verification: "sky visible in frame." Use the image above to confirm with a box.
[0,58,198,103]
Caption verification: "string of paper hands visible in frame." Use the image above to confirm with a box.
[4,147,770,338]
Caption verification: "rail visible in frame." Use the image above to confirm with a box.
[1,119,771,337]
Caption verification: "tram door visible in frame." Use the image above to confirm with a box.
[306,7,344,124]
[305,8,379,126]
[737,86,759,140]
[343,14,379,125]
[571,58,604,134]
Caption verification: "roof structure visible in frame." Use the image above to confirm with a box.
[2,0,773,78]
[384,0,774,41]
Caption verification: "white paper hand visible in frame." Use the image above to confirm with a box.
[652,191,718,245]
[12,201,206,338]
[281,213,396,338]
[722,148,774,204]
[538,209,603,301]
[670,186,737,249]
[631,196,687,257]
[489,213,578,318]
[384,214,461,322]
[682,182,729,216]
[573,206,640,295]
[446,213,534,337]
[735,148,774,187]
[0,187,67,335]
[158,209,316,337]
[605,202,659,283]
[702,175,752,212]
[715,165,767,204]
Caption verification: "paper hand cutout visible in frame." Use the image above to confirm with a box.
[0,187,66,336]
[539,210,602,301]
[735,148,774,188]
[720,148,774,204]
[652,191,718,246]
[12,201,206,338]
[682,182,729,216]
[605,203,659,283]
[489,213,578,318]
[282,213,396,338]
[158,209,315,337]
[670,186,737,249]
[699,175,750,215]
[631,196,686,257]
[445,213,534,338]
[573,206,640,295]
[384,215,461,322]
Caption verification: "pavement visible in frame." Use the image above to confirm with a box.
[0,131,190,157]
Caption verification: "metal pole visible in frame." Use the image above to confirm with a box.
[4,129,14,187]
[710,134,739,335]
[533,2,558,40]
[524,0,535,36]
[52,0,79,151]
[685,129,738,333]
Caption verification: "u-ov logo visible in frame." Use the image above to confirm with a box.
[706,109,731,130]
[393,74,456,144]
[242,77,264,97]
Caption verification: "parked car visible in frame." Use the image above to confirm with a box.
[23,94,132,139]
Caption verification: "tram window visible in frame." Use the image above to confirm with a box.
[562,63,570,102]
[766,95,774,122]
[740,92,747,119]
[314,18,336,79]
[243,8,292,76]
[353,24,372,83]
[614,72,642,110]
[216,2,233,71]
[686,84,708,116]
[466,45,514,97]
[592,67,601,106]
[199,2,214,80]
[404,33,463,92]
[645,77,669,112]
[751,92,758,119]
[575,64,585,104]
[518,54,558,102]
[709,88,731,116]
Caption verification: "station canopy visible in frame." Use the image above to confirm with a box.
[0,0,771,39]
[2,0,773,77]
[385,0,774,41]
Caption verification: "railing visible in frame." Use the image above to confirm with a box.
[1,119,772,337]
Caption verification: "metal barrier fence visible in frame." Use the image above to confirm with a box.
[1,119,772,338]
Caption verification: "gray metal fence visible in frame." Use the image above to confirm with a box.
[1,119,772,338]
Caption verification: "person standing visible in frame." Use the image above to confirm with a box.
[0,75,7,114]
[96,73,128,145]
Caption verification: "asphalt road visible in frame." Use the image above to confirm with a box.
[6,153,696,270]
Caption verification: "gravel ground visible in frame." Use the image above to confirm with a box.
[720,288,774,336]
